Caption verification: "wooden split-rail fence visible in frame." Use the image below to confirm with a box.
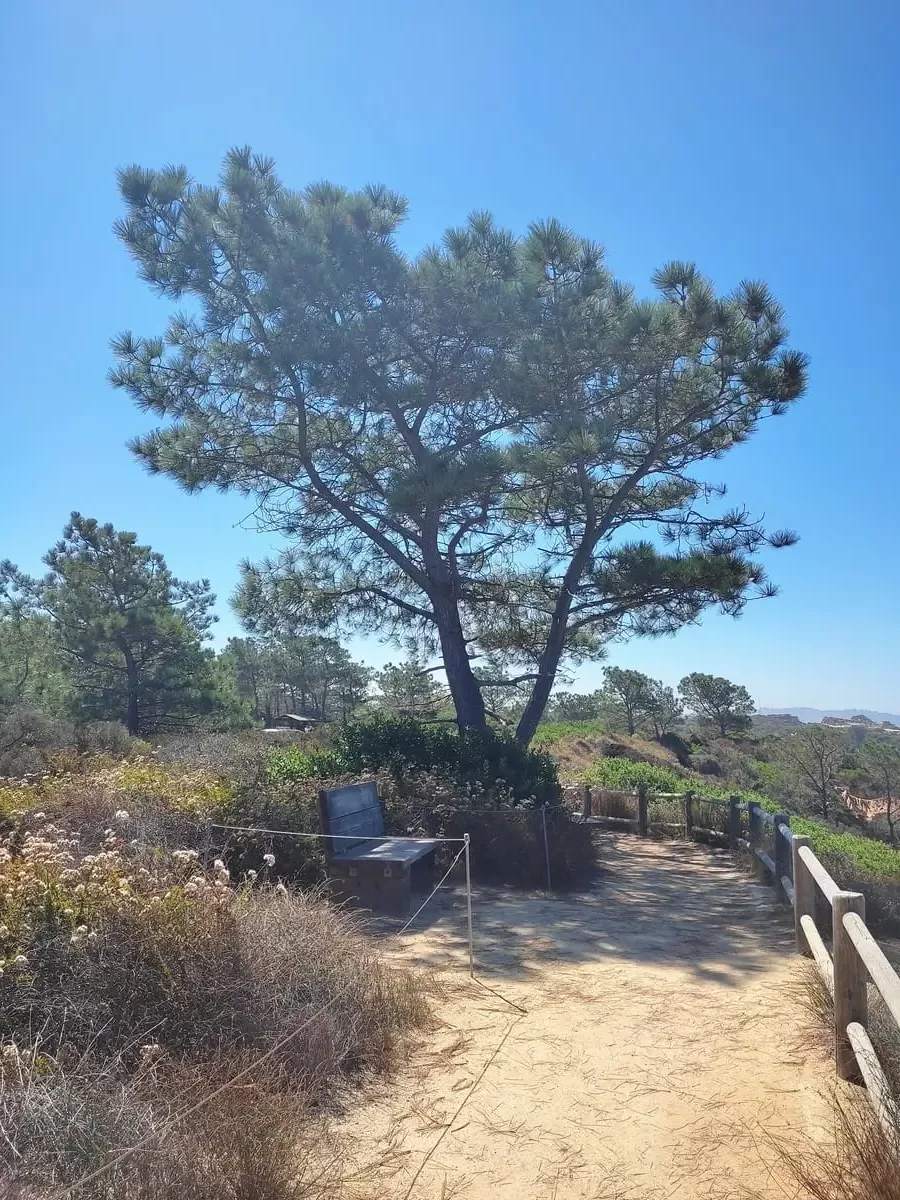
[570,783,900,1142]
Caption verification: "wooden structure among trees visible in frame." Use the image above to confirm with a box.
[268,712,318,731]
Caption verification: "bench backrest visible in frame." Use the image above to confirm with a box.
[317,781,384,857]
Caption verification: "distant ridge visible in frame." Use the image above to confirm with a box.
[758,707,900,726]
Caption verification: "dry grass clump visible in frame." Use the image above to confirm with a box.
[787,961,900,1199]
[772,1091,900,1200]
[0,812,429,1198]
[1,1060,345,1199]
[0,820,427,1089]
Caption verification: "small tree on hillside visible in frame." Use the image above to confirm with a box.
[861,740,900,843]
[776,724,845,819]
[645,681,683,738]
[678,672,754,736]
[111,150,807,744]
[601,667,655,736]
[33,515,217,736]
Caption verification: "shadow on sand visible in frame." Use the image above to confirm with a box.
[366,832,795,988]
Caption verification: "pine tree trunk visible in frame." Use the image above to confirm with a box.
[516,671,555,746]
[121,645,140,736]
[432,591,486,731]
[515,535,597,746]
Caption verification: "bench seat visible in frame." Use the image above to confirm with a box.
[317,781,439,914]
[335,837,439,866]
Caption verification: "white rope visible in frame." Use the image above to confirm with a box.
[207,821,466,843]
[62,842,470,1196]
[393,843,467,933]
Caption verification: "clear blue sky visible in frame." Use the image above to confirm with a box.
[2,0,899,710]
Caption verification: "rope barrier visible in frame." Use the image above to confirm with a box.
[206,821,466,843]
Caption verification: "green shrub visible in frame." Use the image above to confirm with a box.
[532,719,607,746]
[584,757,685,794]
[788,818,900,880]
[265,743,346,783]
[267,715,561,809]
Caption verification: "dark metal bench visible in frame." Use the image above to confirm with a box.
[316,780,438,914]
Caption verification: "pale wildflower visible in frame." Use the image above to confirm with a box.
[0,1044,21,1073]
[11,955,27,969]
[113,810,130,823]
[32,812,46,822]
[262,853,276,868]
[246,869,258,882]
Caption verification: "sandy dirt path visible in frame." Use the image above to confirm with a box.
[338,834,843,1200]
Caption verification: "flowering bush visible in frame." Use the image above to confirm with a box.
[0,816,426,1077]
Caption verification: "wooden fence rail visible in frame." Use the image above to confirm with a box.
[567,783,900,1141]
[724,798,899,1140]
[572,784,744,847]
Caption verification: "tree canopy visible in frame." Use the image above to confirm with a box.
[776,724,846,819]
[861,739,900,842]
[0,562,69,717]
[32,515,218,735]
[678,672,754,736]
[374,656,446,718]
[111,148,807,743]
[220,633,371,724]
[601,666,655,736]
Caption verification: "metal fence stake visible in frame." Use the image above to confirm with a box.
[541,805,552,892]
[464,833,475,976]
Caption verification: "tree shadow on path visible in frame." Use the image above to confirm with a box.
[376,832,795,987]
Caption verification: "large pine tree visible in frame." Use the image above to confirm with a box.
[111,149,807,742]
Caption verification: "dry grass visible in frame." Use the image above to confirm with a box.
[769,1090,900,1200]
[0,1059,346,1199]
[0,805,431,1198]
[783,960,900,1199]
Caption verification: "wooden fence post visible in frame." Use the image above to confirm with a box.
[683,790,694,841]
[791,834,814,955]
[774,813,791,896]
[833,890,867,1082]
[748,801,761,850]
[637,783,649,837]
[747,802,764,879]
[727,795,741,848]
[582,784,592,820]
